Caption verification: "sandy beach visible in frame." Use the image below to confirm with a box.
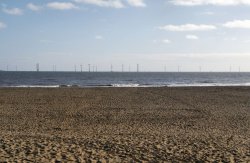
[0,87,249,162]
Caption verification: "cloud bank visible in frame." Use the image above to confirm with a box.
[27,3,42,11]
[186,35,199,40]
[3,7,23,15]
[159,24,217,31]
[47,2,78,10]
[74,0,125,8]
[127,0,146,7]
[171,0,250,6]
[223,20,250,29]
[74,0,146,8]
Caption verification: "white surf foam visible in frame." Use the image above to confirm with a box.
[6,85,60,88]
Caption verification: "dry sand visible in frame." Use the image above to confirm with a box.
[0,87,249,162]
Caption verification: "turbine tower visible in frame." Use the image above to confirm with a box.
[52,65,56,72]
[36,63,39,72]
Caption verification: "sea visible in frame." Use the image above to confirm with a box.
[0,71,250,87]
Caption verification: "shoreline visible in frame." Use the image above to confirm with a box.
[1,84,250,88]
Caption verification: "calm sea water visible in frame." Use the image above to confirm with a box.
[0,71,250,87]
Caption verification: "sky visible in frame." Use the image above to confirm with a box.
[1,0,250,72]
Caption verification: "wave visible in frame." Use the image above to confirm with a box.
[6,85,61,88]
[108,83,250,87]
[168,83,250,87]
[111,84,140,87]
[1,82,250,88]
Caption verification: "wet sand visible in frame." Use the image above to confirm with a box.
[0,87,249,162]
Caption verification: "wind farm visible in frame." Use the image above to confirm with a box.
[1,0,250,162]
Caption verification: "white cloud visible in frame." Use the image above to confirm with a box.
[0,22,7,29]
[186,35,199,40]
[27,3,42,11]
[47,2,78,10]
[95,35,104,40]
[74,0,125,8]
[224,37,237,41]
[162,39,171,44]
[159,24,217,32]
[170,0,250,6]
[127,0,146,7]
[3,8,23,15]
[152,39,172,44]
[223,20,250,29]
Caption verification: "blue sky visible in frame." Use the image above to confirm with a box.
[1,0,250,72]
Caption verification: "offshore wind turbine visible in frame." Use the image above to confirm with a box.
[52,65,56,72]
[36,63,39,72]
